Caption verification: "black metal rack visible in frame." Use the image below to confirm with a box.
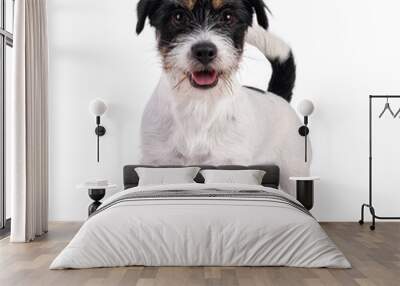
[359,95,400,230]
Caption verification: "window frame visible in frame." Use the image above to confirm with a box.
[0,0,14,232]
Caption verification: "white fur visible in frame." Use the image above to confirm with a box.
[246,25,291,62]
[140,28,309,196]
[163,29,239,96]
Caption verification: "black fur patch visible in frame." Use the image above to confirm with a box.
[136,0,269,54]
[243,85,265,94]
[154,0,252,53]
[267,52,296,102]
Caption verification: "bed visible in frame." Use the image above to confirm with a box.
[50,165,350,269]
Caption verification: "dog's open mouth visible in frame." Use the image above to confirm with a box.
[189,70,219,89]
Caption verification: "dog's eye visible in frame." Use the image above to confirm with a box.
[221,11,235,24]
[172,11,186,25]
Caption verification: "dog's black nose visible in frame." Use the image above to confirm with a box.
[191,42,217,65]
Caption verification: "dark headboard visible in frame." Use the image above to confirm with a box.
[123,165,280,189]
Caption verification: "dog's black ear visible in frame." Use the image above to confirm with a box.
[136,0,160,34]
[248,0,269,29]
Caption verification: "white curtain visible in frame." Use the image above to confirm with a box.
[9,0,49,242]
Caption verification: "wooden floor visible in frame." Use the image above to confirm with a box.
[0,222,399,286]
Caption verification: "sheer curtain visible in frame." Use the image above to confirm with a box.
[9,0,48,242]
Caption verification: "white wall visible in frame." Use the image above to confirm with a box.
[48,0,400,221]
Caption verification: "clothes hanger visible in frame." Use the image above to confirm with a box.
[394,104,400,118]
[379,97,395,118]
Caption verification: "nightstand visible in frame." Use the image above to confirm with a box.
[77,183,117,216]
[289,177,320,210]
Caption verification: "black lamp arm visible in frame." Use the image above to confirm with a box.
[94,116,106,162]
[298,116,310,137]
[298,116,310,162]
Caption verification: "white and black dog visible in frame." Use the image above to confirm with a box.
[136,0,310,195]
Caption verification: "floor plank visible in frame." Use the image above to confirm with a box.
[0,222,399,286]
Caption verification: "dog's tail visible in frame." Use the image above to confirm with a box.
[246,25,296,102]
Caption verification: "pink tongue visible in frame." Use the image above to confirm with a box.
[192,70,217,86]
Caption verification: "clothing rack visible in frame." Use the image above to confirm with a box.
[359,95,400,230]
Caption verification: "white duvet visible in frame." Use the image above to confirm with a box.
[50,183,350,269]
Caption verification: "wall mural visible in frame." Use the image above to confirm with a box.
[135,0,310,195]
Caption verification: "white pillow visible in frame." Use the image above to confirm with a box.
[135,167,200,186]
[200,169,266,185]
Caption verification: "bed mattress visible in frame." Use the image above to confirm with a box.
[50,183,350,269]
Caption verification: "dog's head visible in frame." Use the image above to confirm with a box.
[136,0,268,91]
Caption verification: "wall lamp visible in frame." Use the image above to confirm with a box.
[297,99,315,163]
[89,99,107,162]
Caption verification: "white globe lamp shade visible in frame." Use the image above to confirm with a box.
[89,99,107,116]
[297,99,314,116]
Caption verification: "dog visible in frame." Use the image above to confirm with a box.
[136,0,310,195]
